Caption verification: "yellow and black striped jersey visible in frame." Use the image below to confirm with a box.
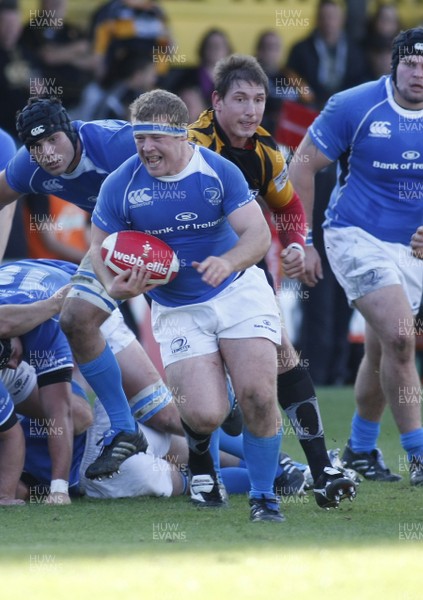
[188,109,294,211]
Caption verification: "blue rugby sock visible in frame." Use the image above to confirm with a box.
[350,412,380,453]
[219,430,284,478]
[243,426,282,499]
[400,428,423,461]
[220,467,250,494]
[79,344,135,434]
[219,430,244,458]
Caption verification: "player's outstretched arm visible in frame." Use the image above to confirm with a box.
[0,285,71,338]
[288,134,333,287]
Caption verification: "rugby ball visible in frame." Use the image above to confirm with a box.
[101,230,179,285]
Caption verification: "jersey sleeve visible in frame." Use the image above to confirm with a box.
[263,154,294,210]
[91,162,132,233]
[308,92,355,161]
[0,129,16,170]
[78,121,137,174]
[5,146,37,194]
[220,157,255,216]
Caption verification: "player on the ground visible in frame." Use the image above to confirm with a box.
[0,259,80,504]
[289,27,423,485]
[188,54,356,507]
[0,258,185,500]
[4,360,327,503]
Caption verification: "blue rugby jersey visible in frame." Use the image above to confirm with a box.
[92,144,254,307]
[309,75,423,245]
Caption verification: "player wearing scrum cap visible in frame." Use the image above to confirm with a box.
[289,27,423,485]
[0,97,184,480]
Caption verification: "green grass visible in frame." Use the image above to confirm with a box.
[1,387,422,600]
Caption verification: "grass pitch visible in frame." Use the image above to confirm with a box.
[1,387,422,600]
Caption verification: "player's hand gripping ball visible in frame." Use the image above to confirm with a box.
[101,230,179,285]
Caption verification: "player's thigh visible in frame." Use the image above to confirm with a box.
[355,284,415,349]
[219,337,278,399]
[219,338,279,430]
[164,353,228,429]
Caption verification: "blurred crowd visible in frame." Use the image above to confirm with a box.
[1,0,419,386]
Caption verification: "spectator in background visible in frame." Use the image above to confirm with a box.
[73,48,157,121]
[254,30,318,137]
[89,0,174,81]
[365,1,402,45]
[166,28,233,106]
[286,0,368,110]
[344,0,368,44]
[0,0,29,138]
[19,0,95,111]
[176,84,207,123]
[364,35,393,81]
[361,2,401,82]
[254,30,305,135]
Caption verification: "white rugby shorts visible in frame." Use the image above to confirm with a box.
[152,265,282,367]
[99,307,136,354]
[324,226,423,314]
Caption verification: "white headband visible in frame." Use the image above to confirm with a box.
[133,122,188,137]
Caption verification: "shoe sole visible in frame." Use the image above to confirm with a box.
[85,466,120,480]
[314,477,357,509]
[85,439,148,480]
